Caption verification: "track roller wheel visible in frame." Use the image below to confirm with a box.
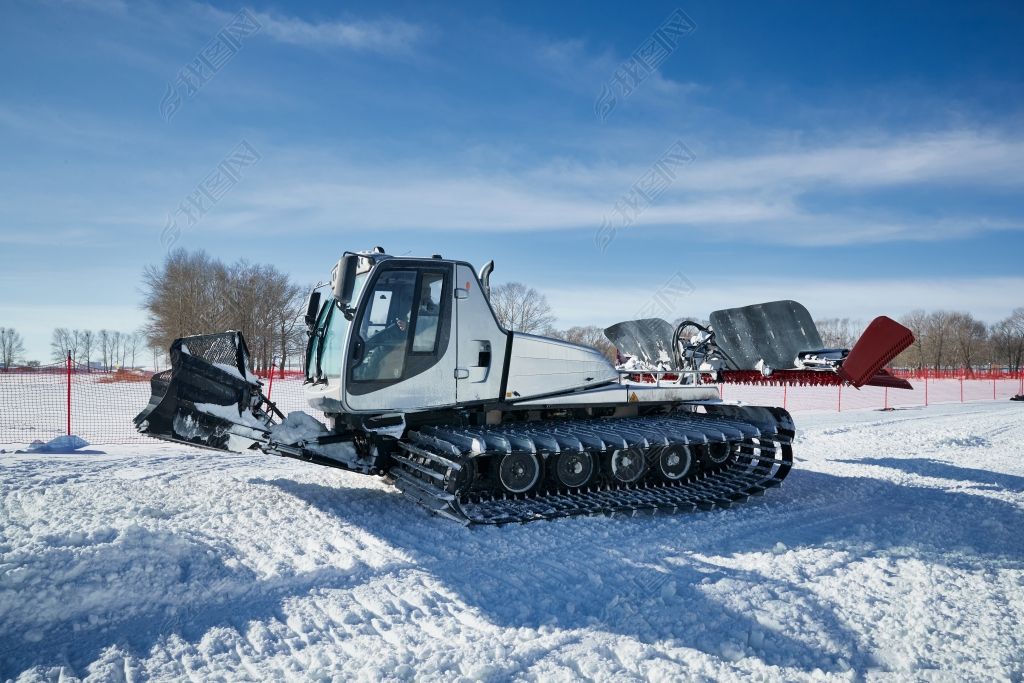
[452,457,478,493]
[700,441,734,468]
[498,451,541,494]
[656,444,693,481]
[609,446,647,484]
[554,450,594,488]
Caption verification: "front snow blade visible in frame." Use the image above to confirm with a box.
[837,316,915,388]
[604,318,676,365]
[134,332,280,452]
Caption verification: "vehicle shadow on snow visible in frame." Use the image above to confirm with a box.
[265,469,1024,675]
[835,457,1024,492]
[0,525,405,679]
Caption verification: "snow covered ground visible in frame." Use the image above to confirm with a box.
[2,402,1023,681]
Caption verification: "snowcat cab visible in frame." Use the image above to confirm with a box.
[300,250,617,420]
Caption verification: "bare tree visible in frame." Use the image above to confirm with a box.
[115,331,129,368]
[948,312,988,372]
[98,329,112,370]
[69,329,82,363]
[78,330,94,370]
[142,249,305,372]
[815,318,863,349]
[490,282,556,333]
[142,249,228,351]
[150,340,166,372]
[923,311,955,371]
[0,327,26,370]
[128,330,143,368]
[991,308,1024,372]
[555,325,616,362]
[898,310,929,369]
[51,327,74,363]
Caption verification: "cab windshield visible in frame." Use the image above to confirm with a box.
[305,272,368,381]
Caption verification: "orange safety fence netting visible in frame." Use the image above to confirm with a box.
[1,364,1021,446]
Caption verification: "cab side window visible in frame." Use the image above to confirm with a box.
[412,272,444,353]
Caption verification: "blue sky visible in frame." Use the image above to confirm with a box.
[1,0,1022,362]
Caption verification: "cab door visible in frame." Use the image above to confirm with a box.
[344,262,458,412]
[454,263,508,403]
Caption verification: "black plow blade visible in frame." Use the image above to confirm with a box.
[709,300,823,371]
[134,332,279,451]
[604,318,676,365]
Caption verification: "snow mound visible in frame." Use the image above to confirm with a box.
[20,435,92,454]
[269,411,329,445]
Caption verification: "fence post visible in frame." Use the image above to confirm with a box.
[993,377,997,400]
[719,382,724,400]
[266,359,275,402]
[960,377,964,403]
[66,351,72,436]
[837,385,842,413]
[924,375,929,407]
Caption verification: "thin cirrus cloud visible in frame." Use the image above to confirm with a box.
[189,3,425,54]
[253,13,424,53]
[64,0,428,55]
[224,177,791,233]
[187,127,1022,246]
[673,130,1024,193]
[523,129,1024,193]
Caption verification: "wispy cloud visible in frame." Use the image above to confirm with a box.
[253,12,423,53]
[674,130,1024,192]
[525,129,1024,193]
[178,127,1023,246]
[63,0,427,55]
[530,35,701,104]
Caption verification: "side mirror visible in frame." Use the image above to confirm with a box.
[332,254,359,305]
[304,291,322,327]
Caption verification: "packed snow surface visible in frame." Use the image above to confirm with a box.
[2,403,1023,681]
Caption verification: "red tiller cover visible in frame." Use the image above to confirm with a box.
[837,316,915,388]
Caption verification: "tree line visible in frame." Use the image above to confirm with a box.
[756,311,1024,372]
[896,309,1024,372]
[50,328,147,370]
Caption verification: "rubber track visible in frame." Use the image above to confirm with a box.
[389,407,794,525]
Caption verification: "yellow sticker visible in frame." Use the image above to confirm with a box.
[629,392,639,402]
